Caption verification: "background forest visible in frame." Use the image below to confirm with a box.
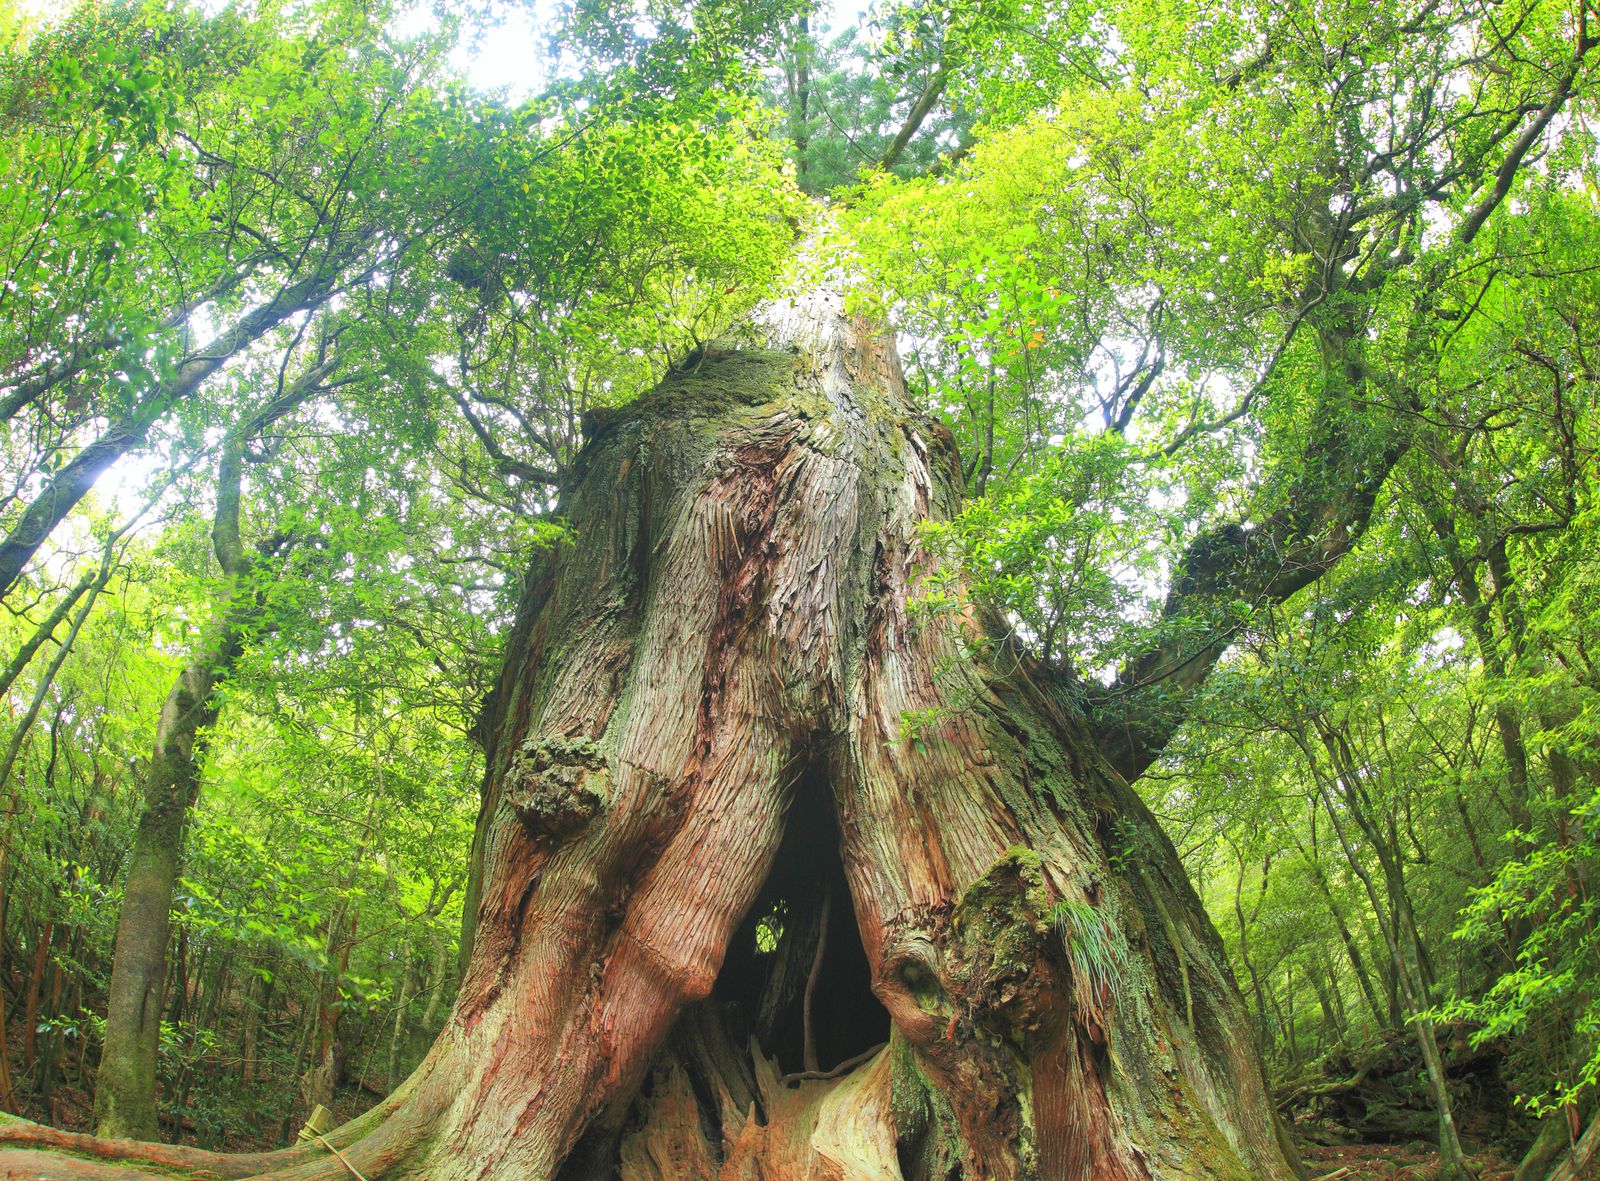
[0,0,1596,1177]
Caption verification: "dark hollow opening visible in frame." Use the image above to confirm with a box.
[715,760,886,1076]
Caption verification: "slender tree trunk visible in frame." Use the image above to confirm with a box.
[93,441,260,1140]
[418,940,449,1038]
[1301,726,1475,1181]
[304,910,357,1116]
[240,975,265,1090]
[0,292,1296,1180]
[93,720,213,1139]
[287,996,318,1105]
[383,879,457,1093]
[304,730,386,1118]
[1276,968,1301,1072]
[35,923,69,1110]
[22,919,50,1072]
[168,928,191,1031]
[1307,966,1339,1050]
[1423,493,1535,858]
[1287,825,1386,1028]
[1233,846,1273,1052]
[198,952,231,1039]
[386,949,416,1096]
[0,818,17,1112]
[785,14,811,189]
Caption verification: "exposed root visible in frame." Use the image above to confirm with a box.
[800,885,831,1074]
[0,1151,176,1180]
[0,1081,413,1181]
[0,1117,312,1178]
[780,1042,887,1085]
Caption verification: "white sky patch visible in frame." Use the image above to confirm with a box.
[446,3,552,100]
[420,0,870,97]
[2,0,60,27]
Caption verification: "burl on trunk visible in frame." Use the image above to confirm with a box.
[0,293,1297,1181]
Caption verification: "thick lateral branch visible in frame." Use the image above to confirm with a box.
[1090,373,1413,784]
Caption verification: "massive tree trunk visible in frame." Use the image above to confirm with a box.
[0,292,1295,1180]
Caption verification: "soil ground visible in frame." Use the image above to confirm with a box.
[1302,1143,1522,1181]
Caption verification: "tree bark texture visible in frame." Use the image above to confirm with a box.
[0,292,1295,1180]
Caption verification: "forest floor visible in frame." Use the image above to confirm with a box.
[1303,1143,1520,1180]
[1,1031,1532,1173]
[2,1018,387,1151]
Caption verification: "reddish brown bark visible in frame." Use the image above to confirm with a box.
[22,920,52,1072]
[0,293,1295,1180]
